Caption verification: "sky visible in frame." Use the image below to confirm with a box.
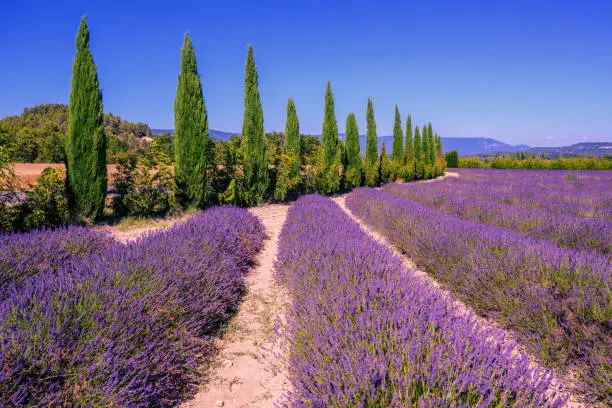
[0,0,611,147]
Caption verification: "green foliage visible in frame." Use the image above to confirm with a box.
[112,152,177,217]
[405,114,413,164]
[378,141,392,184]
[365,98,378,165]
[220,178,246,205]
[315,148,341,195]
[174,33,211,209]
[445,150,460,168]
[344,113,362,188]
[274,151,301,201]
[285,98,300,155]
[0,146,21,231]
[459,155,612,170]
[150,133,174,163]
[22,167,70,230]
[413,126,423,177]
[65,16,107,220]
[299,134,320,165]
[242,46,268,204]
[0,104,155,164]
[392,105,404,163]
[422,124,430,166]
[428,122,436,164]
[322,81,339,168]
[363,157,379,187]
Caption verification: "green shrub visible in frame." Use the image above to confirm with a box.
[445,150,459,167]
[22,167,70,230]
[274,152,301,202]
[112,152,177,217]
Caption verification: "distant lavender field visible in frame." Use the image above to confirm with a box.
[348,169,611,404]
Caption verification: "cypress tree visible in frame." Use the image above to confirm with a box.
[242,45,267,203]
[66,16,107,219]
[174,33,210,208]
[405,114,413,164]
[391,105,403,163]
[378,140,392,184]
[365,98,378,165]
[422,124,430,165]
[345,112,362,186]
[322,81,338,167]
[414,125,422,166]
[428,122,436,164]
[285,98,300,155]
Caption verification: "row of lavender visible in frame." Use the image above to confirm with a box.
[347,188,611,404]
[0,207,265,406]
[382,182,610,255]
[437,169,612,220]
[275,195,566,407]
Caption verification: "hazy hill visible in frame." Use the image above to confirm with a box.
[525,142,612,157]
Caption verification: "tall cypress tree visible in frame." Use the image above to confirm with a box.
[428,122,436,164]
[242,45,267,203]
[66,16,107,219]
[365,98,378,165]
[345,112,362,186]
[285,98,300,155]
[405,114,413,164]
[378,140,392,184]
[422,124,430,165]
[174,33,210,208]
[391,105,403,163]
[414,125,422,167]
[322,81,338,167]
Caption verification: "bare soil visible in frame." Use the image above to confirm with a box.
[180,204,291,408]
[12,163,117,187]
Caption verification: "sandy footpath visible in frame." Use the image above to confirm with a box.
[180,204,291,408]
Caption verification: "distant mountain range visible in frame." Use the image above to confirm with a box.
[151,129,611,157]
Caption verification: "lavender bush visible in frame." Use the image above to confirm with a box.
[436,169,612,221]
[0,206,265,406]
[0,226,115,290]
[382,182,611,255]
[276,195,566,407]
[347,188,611,404]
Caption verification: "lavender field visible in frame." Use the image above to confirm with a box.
[275,195,566,407]
[347,169,611,404]
[0,207,265,406]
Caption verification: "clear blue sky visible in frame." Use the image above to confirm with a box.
[1,0,610,147]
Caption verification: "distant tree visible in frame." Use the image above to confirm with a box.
[428,122,436,164]
[365,98,378,165]
[445,150,459,168]
[422,124,431,166]
[391,105,404,163]
[275,99,302,201]
[285,98,300,155]
[174,33,211,208]
[345,112,362,187]
[405,114,413,164]
[317,81,340,194]
[65,16,107,219]
[321,81,339,168]
[364,98,379,186]
[378,141,392,184]
[242,45,268,204]
[435,134,443,159]
[413,126,422,177]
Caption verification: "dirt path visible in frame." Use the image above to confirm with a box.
[181,204,291,408]
[332,174,581,407]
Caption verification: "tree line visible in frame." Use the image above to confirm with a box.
[1,16,446,228]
